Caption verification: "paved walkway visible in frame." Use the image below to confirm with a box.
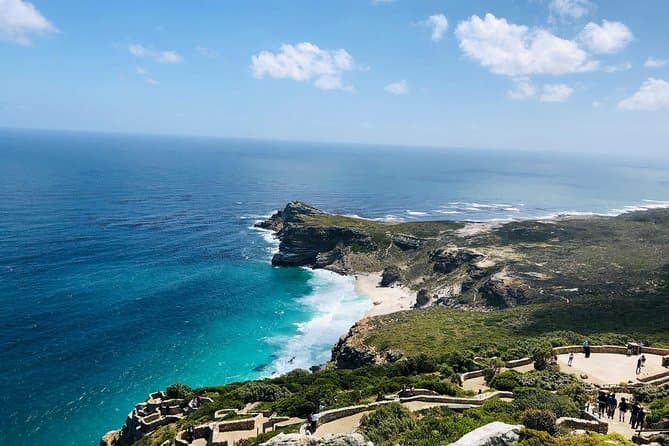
[556,353,665,385]
[462,363,535,393]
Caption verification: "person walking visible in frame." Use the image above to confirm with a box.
[636,357,642,375]
[607,393,617,419]
[618,397,628,422]
[630,401,640,427]
[597,392,608,418]
[634,407,645,431]
[568,352,574,366]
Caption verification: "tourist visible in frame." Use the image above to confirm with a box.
[636,357,642,375]
[641,354,647,367]
[607,393,617,419]
[630,401,640,427]
[307,413,317,434]
[583,340,591,358]
[568,352,574,366]
[618,397,628,422]
[597,392,608,417]
[187,425,194,442]
[634,407,645,431]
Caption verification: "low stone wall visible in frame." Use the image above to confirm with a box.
[505,357,532,368]
[461,370,485,381]
[399,390,513,406]
[557,416,608,434]
[553,345,630,355]
[317,400,393,424]
[638,369,669,383]
[217,416,258,433]
[641,346,669,356]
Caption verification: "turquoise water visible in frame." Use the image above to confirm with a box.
[1,129,669,445]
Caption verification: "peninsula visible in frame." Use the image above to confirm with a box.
[102,202,669,446]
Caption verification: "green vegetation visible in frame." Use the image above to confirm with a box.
[489,367,580,392]
[357,299,669,362]
[359,403,416,445]
[521,409,557,434]
[646,397,669,424]
[632,384,669,403]
[515,429,634,445]
[165,383,194,400]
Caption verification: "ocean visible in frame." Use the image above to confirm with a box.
[1,129,669,445]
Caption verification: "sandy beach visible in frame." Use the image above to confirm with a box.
[355,272,416,318]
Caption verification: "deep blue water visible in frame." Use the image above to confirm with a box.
[1,129,669,445]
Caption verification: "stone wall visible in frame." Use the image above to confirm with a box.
[505,357,532,368]
[317,401,392,424]
[217,417,258,433]
[638,369,669,383]
[553,345,630,355]
[557,416,608,434]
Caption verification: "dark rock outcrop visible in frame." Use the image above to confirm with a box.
[331,322,403,369]
[415,289,430,307]
[479,279,528,308]
[430,248,484,274]
[392,233,425,251]
[256,202,376,268]
[380,265,402,287]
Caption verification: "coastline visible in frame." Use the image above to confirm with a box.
[354,272,415,318]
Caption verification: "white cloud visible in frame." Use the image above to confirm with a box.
[579,20,633,54]
[603,61,632,73]
[423,14,448,42]
[455,13,595,76]
[250,42,355,91]
[0,0,57,45]
[507,77,537,100]
[618,78,669,111]
[385,80,408,95]
[128,43,183,64]
[540,83,574,102]
[548,0,593,23]
[146,78,159,85]
[507,78,573,102]
[645,57,669,68]
[196,46,219,59]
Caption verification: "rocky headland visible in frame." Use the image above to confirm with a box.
[256,201,669,368]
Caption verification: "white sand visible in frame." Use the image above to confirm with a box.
[355,272,415,318]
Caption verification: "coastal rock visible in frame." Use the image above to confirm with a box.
[479,278,528,308]
[331,322,403,368]
[415,289,430,307]
[260,433,367,446]
[380,265,402,287]
[392,233,424,251]
[430,248,484,275]
[258,202,376,268]
[450,421,522,446]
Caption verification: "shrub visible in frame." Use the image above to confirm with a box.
[165,383,194,400]
[531,343,552,371]
[489,370,522,391]
[522,409,557,434]
[236,382,290,403]
[513,387,580,418]
[632,384,669,403]
[359,403,416,444]
[556,382,591,408]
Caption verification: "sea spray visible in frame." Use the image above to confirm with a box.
[264,269,371,376]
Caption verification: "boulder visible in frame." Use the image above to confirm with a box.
[415,289,430,307]
[392,234,424,251]
[380,265,402,287]
[260,433,367,446]
[450,422,522,446]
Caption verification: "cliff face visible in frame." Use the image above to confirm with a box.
[256,202,377,271]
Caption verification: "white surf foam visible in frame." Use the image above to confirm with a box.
[406,210,429,217]
[264,269,371,377]
[249,224,280,256]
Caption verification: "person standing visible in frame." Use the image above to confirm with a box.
[583,340,591,358]
[636,357,642,375]
[618,397,628,422]
[630,401,640,427]
[568,352,574,366]
[598,392,608,417]
[607,393,617,419]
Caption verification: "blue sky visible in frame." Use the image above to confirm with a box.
[1,0,668,153]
